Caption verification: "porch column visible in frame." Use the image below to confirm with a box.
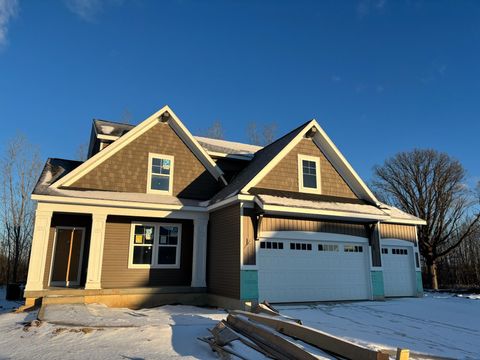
[191,217,208,288]
[25,210,53,291]
[85,213,108,290]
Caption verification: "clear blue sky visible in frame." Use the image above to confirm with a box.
[0,0,478,187]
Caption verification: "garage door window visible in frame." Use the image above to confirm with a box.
[392,248,408,255]
[318,244,339,252]
[382,248,388,254]
[260,241,284,250]
[290,242,312,251]
[344,245,363,252]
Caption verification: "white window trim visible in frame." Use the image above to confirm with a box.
[298,154,321,194]
[147,153,174,195]
[128,222,182,269]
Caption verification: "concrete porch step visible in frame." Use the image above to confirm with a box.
[43,295,86,305]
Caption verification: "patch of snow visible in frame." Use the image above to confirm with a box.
[456,293,480,300]
[100,125,115,134]
[0,286,21,314]
[41,170,52,185]
[195,136,262,155]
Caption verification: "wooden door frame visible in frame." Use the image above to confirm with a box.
[48,226,86,287]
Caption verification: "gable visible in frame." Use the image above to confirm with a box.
[254,138,358,199]
[68,121,220,200]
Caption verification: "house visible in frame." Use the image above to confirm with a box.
[24,106,425,309]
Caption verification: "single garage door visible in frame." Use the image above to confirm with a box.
[257,238,370,303]
[381,245,416,297]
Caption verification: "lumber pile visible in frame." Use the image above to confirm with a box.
[199,302,398,360]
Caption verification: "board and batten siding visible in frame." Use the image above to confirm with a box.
[207,204,241,299]
[256,138,358,199]
[43,213,92,288]
[101,216,193,288]
[69,122,220,200]
[380,223,417,243]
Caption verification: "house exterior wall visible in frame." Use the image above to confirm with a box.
[43,213,92,288]
[380,223,417,243]
[207,204,241,299]
[101,216,193,288]
[242,214,256,266]
[69,122,220,200]
[256,138,358,199]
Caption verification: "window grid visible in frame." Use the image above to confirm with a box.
[260,241,284,250]
[344,245,363,253]
[392,248,408,255]
[318,244,339,252]
[290,242,312,251]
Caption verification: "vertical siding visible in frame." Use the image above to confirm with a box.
[380,223,417,242]
[370,223,382,267]
[256,138,357,199]
[207,204,241,299]
[101,216,193,288]
[70,122,220,200]
[242,214,256,265]
[43,213,92,288]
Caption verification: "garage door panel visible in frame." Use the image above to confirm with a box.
[257,238,370,303]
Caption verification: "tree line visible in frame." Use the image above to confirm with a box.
[0,127,479,291]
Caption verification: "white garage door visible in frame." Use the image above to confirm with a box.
[257,238,370,303]
[381,245,416,297]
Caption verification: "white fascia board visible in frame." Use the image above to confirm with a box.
[97,134,119,141]
[240,120,317,193]
[310,122,380,205]
[206,194,255,211]
[382,218,426,225]
[207,151,254,161]
[258,203,390,222]
[51,105,225,188]
[31,194,207,213]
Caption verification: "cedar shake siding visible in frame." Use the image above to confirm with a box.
[207,204,241,299]
[69,122,220,200]
[43,213,92,288]
[380,223,417,243]
[101,216,193,288]
[256,138,358,199]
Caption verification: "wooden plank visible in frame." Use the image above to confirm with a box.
[227,314,322,360]
[396,348,410,360]
[231,311,390,360]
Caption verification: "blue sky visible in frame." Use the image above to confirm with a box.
[0,0,479,186]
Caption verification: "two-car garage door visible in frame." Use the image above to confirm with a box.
[257,236,370,303]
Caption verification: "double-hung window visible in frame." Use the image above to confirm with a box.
[298,155,321,193]
[129,222,182,269]
[148,153,174,194]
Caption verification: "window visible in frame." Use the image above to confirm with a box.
[415,252,420,267]
[318,244,339,252]
[298,155,321,193]
[129,223,181,268]
[344,245,363,253]
[381,248,388,254]
[290,242,312,251]
[260,241,284,250]
[392,248,408,255]
[148,153,174,194]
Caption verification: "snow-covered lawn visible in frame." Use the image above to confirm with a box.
[0,291,478,359]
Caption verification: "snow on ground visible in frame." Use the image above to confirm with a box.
[0,292,479,359]
[278,293,480,359]
[0,286,23,314]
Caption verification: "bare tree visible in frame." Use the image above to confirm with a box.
[247,121,277,146]
[0,134,41,284]
[75,142,88,161]
[205,120,224,139]
[120,108,133,124]
[372,149,480,290]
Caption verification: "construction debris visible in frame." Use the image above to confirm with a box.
[199,305,400,360]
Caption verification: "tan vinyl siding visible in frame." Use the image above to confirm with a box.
[256,138,357,199]
[207,204,240,299]
[380,223,417,243]
[43,214,92,288]
[69,122,220,200]
[101,216,193,288]
[260,216,368,237]
[242,214,256,266]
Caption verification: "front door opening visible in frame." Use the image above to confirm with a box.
[50,227,85,287]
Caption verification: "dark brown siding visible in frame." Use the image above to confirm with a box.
[207,204,240,299]
[101,216,193,288]
[380,223,417,243]
[256,138,358,199]
[70,122,220,200]
[43,213,92,288]
[242,213,256,266]
[260,216,368,237]
[369,223,381,267]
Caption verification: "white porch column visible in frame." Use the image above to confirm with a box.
[85,213,108,290]
[191,217,209,288]
[25,210,53,292]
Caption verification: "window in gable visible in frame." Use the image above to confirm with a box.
[298,155,321,193]
[148,153,174,194]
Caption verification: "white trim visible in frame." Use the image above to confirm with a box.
[206,151,254,161]
[297,154,321,194]
[97,134,119,141]
[128,222,182,269]
[51,106,224,188]
[49,227,86,287]
[147,153,174,195]
[85,213,108,289]
[382,218,426,225]
[260,231,368,243]
[204,194,255,211]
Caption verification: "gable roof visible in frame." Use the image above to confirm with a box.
[51,106,227,189]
